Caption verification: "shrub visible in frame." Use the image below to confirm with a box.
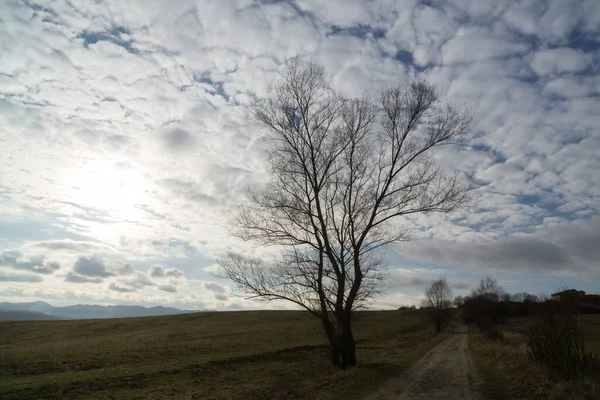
[463,296,509,324]
[527,312,600,381]
[478,315,504,341]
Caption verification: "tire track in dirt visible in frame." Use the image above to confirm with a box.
[364,322,483,400]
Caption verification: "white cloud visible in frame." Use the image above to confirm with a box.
[442,26,530,65]
[149,265,185,279]
[544,76,600,98]
[108,282,136,293]
[0,270,44,283]
[0,249,61,275]
[73,256,112,278]
[204,282,226,294]
[111,263,134,276]
[158,284,178,293]
[65,272,102,284]
[214,293,228,302]
[119,271,155,289]
[530,48,589,76]
[26,239,115,253]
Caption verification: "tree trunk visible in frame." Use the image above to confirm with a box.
[323,319,342,367]
[323,315,357,368]
[339,317,357,368]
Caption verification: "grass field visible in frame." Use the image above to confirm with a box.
[469,315,600,400]
[0,310,447,399]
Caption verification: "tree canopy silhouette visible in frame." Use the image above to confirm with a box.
[218,58,472,368]
[424,278,453,332]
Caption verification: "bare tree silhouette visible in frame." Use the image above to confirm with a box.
[424,278,453,332]
[472,276,505,302]
[217,58,473,368]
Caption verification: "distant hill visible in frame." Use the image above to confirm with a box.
[0,301,197,320]
[0,310,58,321]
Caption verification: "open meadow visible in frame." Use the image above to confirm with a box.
[0,310,447,400]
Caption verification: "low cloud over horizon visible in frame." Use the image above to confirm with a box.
[0,0,599,309]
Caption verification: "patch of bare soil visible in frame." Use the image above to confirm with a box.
[364,322,483,400]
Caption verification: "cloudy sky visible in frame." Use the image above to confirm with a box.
[0,0,599,310]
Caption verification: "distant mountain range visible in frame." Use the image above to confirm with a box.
[0,301,196,321]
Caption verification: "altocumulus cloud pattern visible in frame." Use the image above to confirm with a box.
[0,0,599,309]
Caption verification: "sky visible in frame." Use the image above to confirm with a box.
[0,0,599,311]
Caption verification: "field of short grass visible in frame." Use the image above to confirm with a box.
[469,315,600,400]
[0,310,447,399]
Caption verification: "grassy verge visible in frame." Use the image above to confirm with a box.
[469,315,600,400]
[0,310,448,399]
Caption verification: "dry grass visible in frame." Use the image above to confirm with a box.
[469,314,600,400]
[0,310,448,399]
[527,313,600,381]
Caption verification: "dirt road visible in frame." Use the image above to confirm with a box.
[364,322,483,400]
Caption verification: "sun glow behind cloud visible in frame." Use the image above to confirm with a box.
[62,160,150,236]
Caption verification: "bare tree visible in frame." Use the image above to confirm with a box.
[510,292,538,303]
[217,58,472,368]
[454,295,465,307]
[424,279,454,332]
[472,276,505,302]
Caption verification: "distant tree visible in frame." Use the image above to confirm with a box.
[463,277,511,325]
[511,292,538,303]
[510,292,525,302]
[398,305,417,311]
[525,294,539,303]
[218,58,472,369]
[454,295,465,307]
[472,276,505,302]
[424,279,454,332]
[537,292,550,302]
